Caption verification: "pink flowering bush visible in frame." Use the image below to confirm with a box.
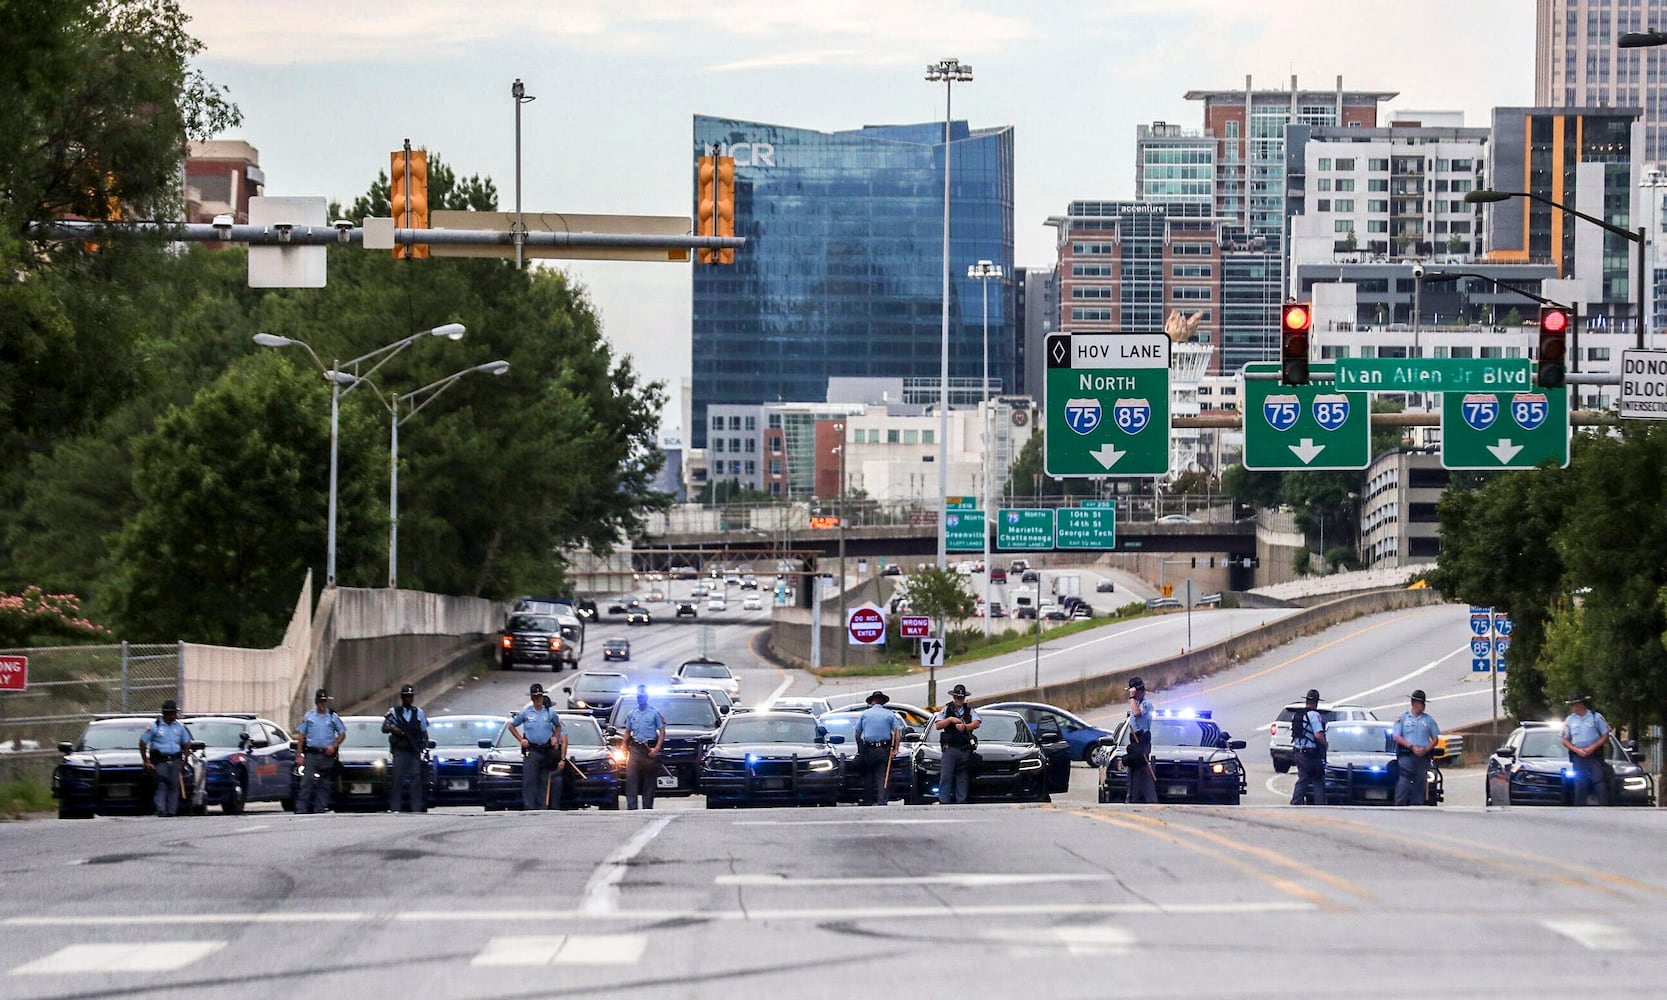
[0,587,114,648]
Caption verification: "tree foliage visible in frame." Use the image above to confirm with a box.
[900,565,975,630]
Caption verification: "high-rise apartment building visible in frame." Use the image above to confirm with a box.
[689,115,1015,450]
[1536,0,1667,164]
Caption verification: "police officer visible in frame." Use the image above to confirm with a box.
[621,685,666,810]
[508,683,565,810]
[853,690,903,806]
[1391,689,1441,806]
[382,684,429,813]
[934,684,980,804]
[1289,688,1328,806]
[139,700,192,817]
[295,688,346,814]
[1124,677,1157,804]
[1561,693,1612,806]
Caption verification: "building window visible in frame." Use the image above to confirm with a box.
[1317,179,1332,191]
[768,414,781,429]
[1071,307,1114,321]
[1368,199,1389,212]
[729,416,742,430]
[1368,178,1389,192]
[1317,199,1331,211]
[1335,178,1355,192]
[730,438,741,452]
[1334,199,1355,212]
[1369,158,1389,171]
[745,437,756,452]
[744,416,756,431]
[768,460,782,475]
[1072,286,1115,299]
[1367,220,1389,233]
[711,415,724,430]
[1334,220,1354,233]
[904,429,919,444]
[1318,157,1332,170]
[1173,286,1212,300]
[887,429,900,444]
[713,439,725,453]
[922,430,934,445]
[1336,158,1356,171]
[744,461,756,476]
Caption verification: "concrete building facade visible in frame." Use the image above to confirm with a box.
[1536,0,1667,164]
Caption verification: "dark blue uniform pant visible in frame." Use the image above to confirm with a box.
[860,743,893,805]
[151,758,183,816]
[297,755,334,813]
[1126,753,1157,803]
[939,746,973,803]
[625,751,658,810]
[1395,752,1431,806]
[1569,753,1610,805]
[389,750,424,812]
[523,747,555,810]
[1290,748,1327,805]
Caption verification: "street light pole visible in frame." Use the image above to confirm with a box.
[926,57,973,571]
[968,260,1002,636]
[833,422,847,669]
[511,79,536,270]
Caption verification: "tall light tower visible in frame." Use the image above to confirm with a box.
[968,259,1002,635]
[926,57,973,570]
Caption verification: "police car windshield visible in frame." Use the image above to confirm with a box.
[430,717,503,747]
[1327,725,1394,753]
[1142,720,1221,747]
[507,614,557,631]
[79,720,154,750]
[718,716,819,744]
[185,721,248,748]
[681,662,730,679]
[340,720,389,749]
[924,713,1030,745]
[560,719,605,747]
[619,699,720,729]
[819,716,859,741]
[576,675,625,695]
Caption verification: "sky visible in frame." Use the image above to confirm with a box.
[182,0,1535,436]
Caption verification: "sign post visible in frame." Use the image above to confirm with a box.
[1044,332,1171,477]
[1241,362,1370,471]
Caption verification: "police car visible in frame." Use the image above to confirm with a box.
[52,715,205,819]
[1322,721,1443,805]
[181,714,296,814]
[480,712,623,810]
[1096,709,1248,805]
[290,716,436,811]
[1484,721,1655,807]
[426,715,507,807]
[698,710,844,808]
[908,710,1056,804]
[602,689,724,796]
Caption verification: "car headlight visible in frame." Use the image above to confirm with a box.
[483,762,515,777]
[610,748,628,766]
[1426,769,1437,783]
[1211,760,1239,775]
[1623,776,1649,791]
[1018,757,1043,770]
[807,758,836,772]
[374,759,386,770]
[575,700,589,709]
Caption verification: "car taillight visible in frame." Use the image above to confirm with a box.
[1269,724,1277,736]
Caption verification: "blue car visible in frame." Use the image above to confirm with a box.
[182,714,297,814]
[427,715,508,807]
[983,701,1115,764]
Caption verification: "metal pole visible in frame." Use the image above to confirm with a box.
[1032,612,1041,691]
[120,640,130,712]
[810,575,823,670]
[838,428,847,669]
[981,274,991,637]
[1491,609,1499,722]
[401,140,412,261]
[513,80,526,271]
[388,400,399,589]
[936,78,952,571]
[327,365,341,588]
[1637,226,1647,350]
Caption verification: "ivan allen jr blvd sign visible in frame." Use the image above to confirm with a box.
[1336,358,1533,391]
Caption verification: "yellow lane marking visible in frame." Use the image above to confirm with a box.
[1106,808,1374,903]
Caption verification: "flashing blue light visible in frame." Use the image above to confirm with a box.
[746,753,759,764]
[1155,708,1210,720]
[1563,767,1576,777]
[620,685,673,697]
[1368,764,1384,772]
[930,785,940,796]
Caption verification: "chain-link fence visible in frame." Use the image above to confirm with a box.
[0,643,180,755]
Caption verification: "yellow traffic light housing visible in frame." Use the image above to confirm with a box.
[697,154,735,264]
[390,148,429,260]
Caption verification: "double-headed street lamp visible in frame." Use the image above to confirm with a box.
[926,57,973,571]
[253,322,466,587]
[967,259,1002,635]
[1465,188,1647,348]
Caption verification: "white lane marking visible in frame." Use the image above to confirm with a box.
[235,824,269,834]
[470,934,647,967]
[716,873,1109,888]
[732,818,980,826]
[579,814,676,914]
[758,674,793,709]
[1542,919,1640,951]
[1264,774,1289,797]
[991,927,1134,956]
[11,942,226,975]
[5,914,363,927]
[1334,645,1468,705]
[1366,688,1495,714]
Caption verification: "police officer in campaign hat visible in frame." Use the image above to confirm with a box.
[382,684,429,813]
[854,690,903,806]
[139,699,192,817]
[933,684,981,804]
[1289,688,1328,806]
[1391,689,1441,806]
[295,689,347,813]
[1561,692,1613,806]
[1124,677,1158,804]
[622,685,666,810]
[508,682,566,810]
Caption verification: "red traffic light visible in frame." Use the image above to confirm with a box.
[1282,304,1313,332]
[1541,308,1568,334]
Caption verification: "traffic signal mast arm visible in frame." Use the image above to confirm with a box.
[26,219,746,254]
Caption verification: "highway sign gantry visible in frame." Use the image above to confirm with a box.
[1441,377,1570,471]
[1057,503,1117,550]
[1241,362,1370,471]
[996,509,1056,550]
[1044,332,1170,477]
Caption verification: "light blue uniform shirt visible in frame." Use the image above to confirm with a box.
[855,705,903,743]
[624,705,664,745]
[141,719,191,754]
[1392,710,1440,749]
[1292,709,1325,749]
[296,709,346,750]
[1562,710,1609,749]
[1128,697,1153,735]
[511,704,562,745]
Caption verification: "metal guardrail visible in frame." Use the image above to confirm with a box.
[0,642,180,752]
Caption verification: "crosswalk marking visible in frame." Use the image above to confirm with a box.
[1542,919,1640,951]
[470,935,646,967]
[11,942,226,975]
[982,926,1134,956]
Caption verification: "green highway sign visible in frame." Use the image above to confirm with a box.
[1441,386,1570,470]
[945,508,985,552]
[996,509,1056,550]
[1337,358,1534,393]
[945,496,978,510]
[1242,362,1370,471]
[1044,332,1170,477]
[1057,505,1117,550]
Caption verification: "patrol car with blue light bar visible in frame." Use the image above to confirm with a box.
[1322,721,1443,805]
[1484,721,1654,807]
[698,710,843,808]
[602,688,724,796]
[1096,709,1248,804]
[479,712,621,810]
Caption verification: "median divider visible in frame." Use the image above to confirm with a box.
[971,587,1448,717]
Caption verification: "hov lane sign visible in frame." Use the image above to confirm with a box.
[920,636,944,668]
[899,615,933,639]
[847,604,887,646]
[1044,332,1170,477]
[0,655,25,691]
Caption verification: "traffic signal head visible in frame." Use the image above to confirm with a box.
[697,155,735,265]
[1537,306,1568,388]
[1280,301,1312,386]
[389,148,429,260]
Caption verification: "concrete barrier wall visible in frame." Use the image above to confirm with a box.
[767,575,893,669]
[183,572,314,728]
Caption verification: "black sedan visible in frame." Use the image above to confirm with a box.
[1485,722,1656,806]
[427,715,507,807]
[480,713,622,810]
[601,639,631,662]
[604,690,724,796]
[817,714,913,804]
[909,710,1053,804]
[1096,711,1248,805]
[699,711,843,808]
[52,716,204,819]
[563,671,629,719]
[626,608,652,626]
[183,715,295,814]
[1323,722,1442,806]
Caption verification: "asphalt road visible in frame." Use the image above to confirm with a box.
[5,802,1666,997]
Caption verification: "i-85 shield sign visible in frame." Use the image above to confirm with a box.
[1045,333,1170,477]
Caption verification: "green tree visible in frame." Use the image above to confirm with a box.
[1004,430,1099,500]
[1221,464,1283,512]
[900,565,975,631]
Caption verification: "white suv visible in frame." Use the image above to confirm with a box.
[1268,702,1377,773]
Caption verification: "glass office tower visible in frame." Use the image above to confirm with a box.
[690,115,1015,448]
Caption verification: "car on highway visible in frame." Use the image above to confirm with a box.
[53,716,206,819]
[563,671,630,718]
[675,601,698,618]
[1157,514,1198,524]
[909,710,1056,804]
[603,689,724,796]
[1008,559,1029,574]
[182,714,296,814]
[740,575,758,589]
[698,711,844,808]
[1322,721,1443,806]
[1096,710,1248,805]
[815,713,913,804]
[480,712,622,810]
[1039,605,1069,622]
[982,702,1116,764]
[1020,569,1040,583]
[1069,604,1093,621]
[1269,701,1377,772]
[499,612,572,672]
[990,567,1007,584]
[671,657,740,700]
[1095,578,1116,593]
[769,696,833,717]
[607,600,630,615]
[426,714,506,807]
[690,583,709,598]
[295,716,435,812]
[707,595,728,612]
[742,594,763,611]
[676,683,735,716]
[601,638,631,662]
[645,589,665,603]
[1484,722,1656,807]
[881,564,903,576]
[824,701,935,734]
[625,608,652,626]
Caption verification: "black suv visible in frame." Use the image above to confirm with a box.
[675,601,698,618]
[604,690,723,796]
[500,612,569,671]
